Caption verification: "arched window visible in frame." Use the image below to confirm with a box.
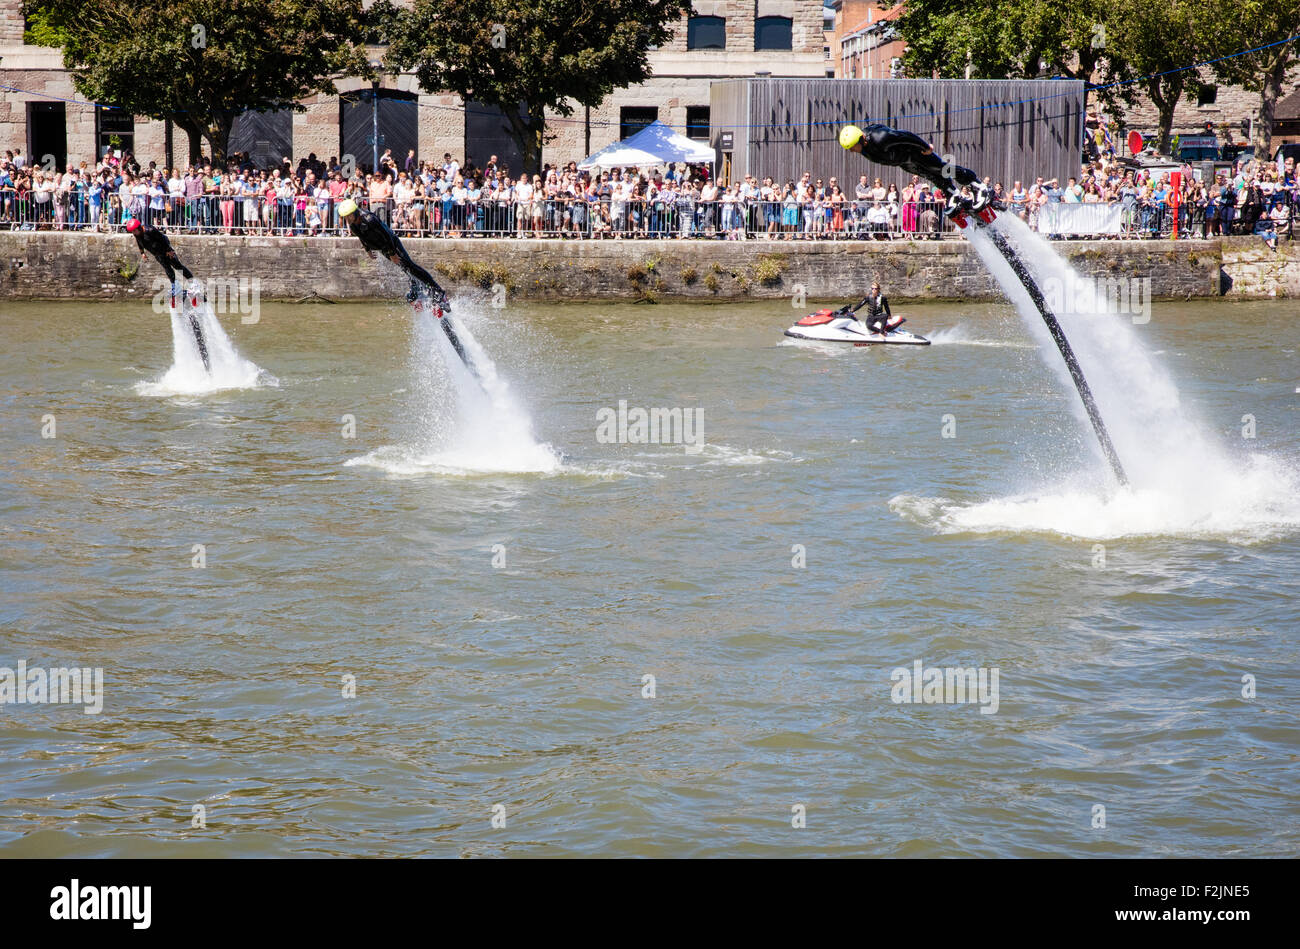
[688,16,726,50]
[755,16,792,51]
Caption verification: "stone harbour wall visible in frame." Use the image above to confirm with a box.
[0,231,1294,303]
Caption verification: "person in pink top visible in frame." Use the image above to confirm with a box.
[327,172,347,230]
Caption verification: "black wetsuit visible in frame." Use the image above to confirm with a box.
[346,208,473,370]
[859,292,892,334]
[133,223,208,369]
[346,208,447,305]
[857,125,979,196]
[132,223,194,285]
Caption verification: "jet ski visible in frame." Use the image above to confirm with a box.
[784,305,930,345]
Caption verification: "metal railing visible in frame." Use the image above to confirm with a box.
[0,187,1291,241]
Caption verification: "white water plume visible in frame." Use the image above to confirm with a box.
[895,214,1300,542]
[347,294,561,476]
[136,280,275,396]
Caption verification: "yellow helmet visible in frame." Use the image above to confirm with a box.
[337,198,358,218]
[839,124,865,150]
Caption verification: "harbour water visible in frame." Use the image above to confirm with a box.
[1,295,1297,857]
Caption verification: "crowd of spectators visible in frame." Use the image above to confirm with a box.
[982,152,1297,247]
[0,142,1294,246]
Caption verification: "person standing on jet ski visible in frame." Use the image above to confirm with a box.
[856,281,893,335]
[337,197,475,372]
[127,216,210,370]
[838,124,989,208]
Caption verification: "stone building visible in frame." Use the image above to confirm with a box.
[0,0,824,174]
[831,1,905,80]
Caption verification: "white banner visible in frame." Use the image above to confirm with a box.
[1040,203,1124,236]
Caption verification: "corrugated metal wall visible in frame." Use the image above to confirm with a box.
[710,79,1085,192]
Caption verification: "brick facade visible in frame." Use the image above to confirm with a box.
[0,2,825,170]
[0,0,21,46]
[1111,81,1297,145]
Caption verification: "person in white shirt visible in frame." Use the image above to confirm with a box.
[513,175,533,236]
[611,179,630,234]
[699,178,718,236]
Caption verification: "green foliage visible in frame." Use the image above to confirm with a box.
[385,0,689,174]
[900,0,1121,87]
[1200,1,1300,153]
[751,254,786,286]
[1092,0,1212,154]
[899,0,1235,154]
[25,0,371,164]
[22,2,70,46]
[443,260,513,290]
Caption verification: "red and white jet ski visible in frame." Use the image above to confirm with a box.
[784,305,930,345]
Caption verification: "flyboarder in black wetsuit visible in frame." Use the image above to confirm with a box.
[838,124,989,212]
[336,198,475,374]
[127,217,210,371]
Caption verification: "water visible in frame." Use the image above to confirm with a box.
[135,280,276,396]
[347,298,561,476]
[926,217,1300,542]
[1,293,1297,857]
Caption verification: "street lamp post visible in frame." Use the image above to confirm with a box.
[371,79,380,175]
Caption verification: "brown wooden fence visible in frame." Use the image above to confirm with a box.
[709,78,1086,193]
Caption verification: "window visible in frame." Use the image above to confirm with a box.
[1197,84,1218,107]
[620,107,658,141]
[685,106,710,141]
[97,109,135,159]
[755,16,792,51]
[687,16,726,50]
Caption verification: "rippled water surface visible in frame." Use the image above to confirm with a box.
[1,296,1297,857]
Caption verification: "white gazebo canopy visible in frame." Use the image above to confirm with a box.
[578,120,716,172]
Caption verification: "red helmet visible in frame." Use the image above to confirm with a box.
[125,218,141,233]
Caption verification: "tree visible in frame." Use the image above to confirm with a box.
[385,0,689,176]
[1203,2,1300,156]
[24,0,370,166]
[1091,0,1213,154]
[896,0,1108,83]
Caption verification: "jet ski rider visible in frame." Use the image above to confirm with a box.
[856,281,892,335]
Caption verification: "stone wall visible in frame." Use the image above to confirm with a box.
[3,231,1290,303]
[1112,84,1270,142]
[0,0,22,46]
